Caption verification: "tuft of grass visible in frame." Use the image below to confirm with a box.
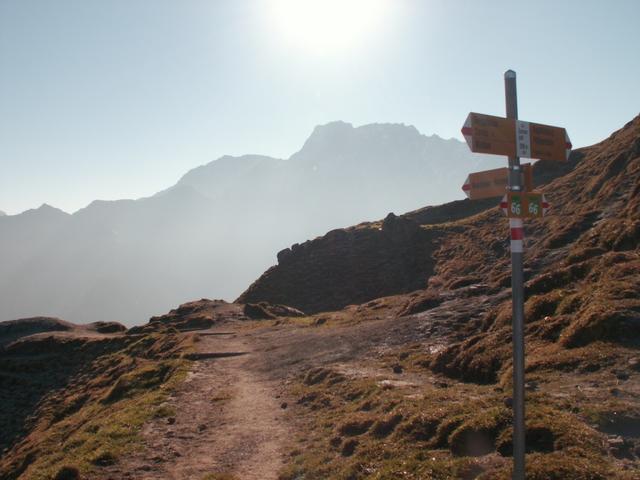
[449,406,511,457]
[153,403,176,419]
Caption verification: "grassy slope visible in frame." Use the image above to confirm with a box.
[278,317,638,479]
[0,331,194,480]
[277,117,640,479]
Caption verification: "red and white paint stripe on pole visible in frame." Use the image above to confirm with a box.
[500,195,509,214]
[510,218,524,253]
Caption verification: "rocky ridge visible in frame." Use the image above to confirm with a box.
[238,148,584,313]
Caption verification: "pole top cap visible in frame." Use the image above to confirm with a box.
[505,69,516,79]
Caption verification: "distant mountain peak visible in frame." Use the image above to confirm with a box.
[175,154,285,201]
[37,203,61,211]
[177,154,283,182]
[357,121,420,135]
[309,120,354,135]
[0,210,5,216]
[21,203,69,217]
[289,120,467,169]
[302,121,422,148]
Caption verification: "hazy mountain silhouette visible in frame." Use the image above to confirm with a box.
[0,121,502,325]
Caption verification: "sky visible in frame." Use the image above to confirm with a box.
[0,0,638,215]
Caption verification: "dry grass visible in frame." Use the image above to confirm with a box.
[280,357,636,480]
[0,331,194,479]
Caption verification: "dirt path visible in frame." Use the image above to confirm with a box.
[101,293,494,479]
[104,326,290,480]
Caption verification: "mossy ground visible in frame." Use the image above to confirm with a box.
[265,245,639,479]
[280,352,638,480]
[0,331,194,479]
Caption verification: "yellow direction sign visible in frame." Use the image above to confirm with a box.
[527,122,571,162]
[500,191,550,218]
[462,164,533,200]
[462,112,571,161]
[461,113,515,157]
[462,167,508,200]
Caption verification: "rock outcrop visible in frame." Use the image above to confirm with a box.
[142,299,245,332]
[239,213,440,314]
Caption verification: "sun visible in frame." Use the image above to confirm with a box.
[268,0,391,56]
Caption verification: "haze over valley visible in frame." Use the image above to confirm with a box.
[0,121,501,325]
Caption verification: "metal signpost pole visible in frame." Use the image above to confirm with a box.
[504,69,526,480]
[461,70,569,478]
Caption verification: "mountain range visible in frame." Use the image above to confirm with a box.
[0,121,502,325]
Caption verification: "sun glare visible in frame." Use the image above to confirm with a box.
[269,0,391,56]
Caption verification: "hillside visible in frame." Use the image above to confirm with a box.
[1,116,638,480]
[233,115,640,477]
[0,316,192,479]
[237,115,640,387]
[0,122,499,326]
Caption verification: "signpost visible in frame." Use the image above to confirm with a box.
[460,70,570,480]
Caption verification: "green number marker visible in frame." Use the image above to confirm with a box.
[511,194,522,216]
